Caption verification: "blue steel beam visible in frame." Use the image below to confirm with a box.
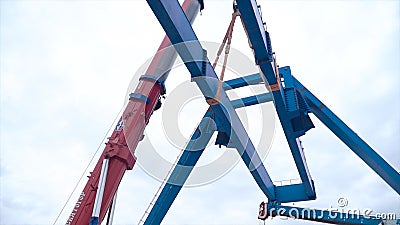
[293,76,400,194]
[223,73,263,90]
[230,93,273,109]
[143,114,216,225]
[146,1,277,223]
[235,1,271,67]
[236,0,316,199]
[146,0,206,78]
[231,71,400,194]
[147,0,275,198]
[275,183,313,203]
[144,105,275,224]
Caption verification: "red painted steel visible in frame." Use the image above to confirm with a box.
[65,1,200,224]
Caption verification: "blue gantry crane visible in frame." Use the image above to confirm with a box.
[140,0,400,224]
[63,0,399,224]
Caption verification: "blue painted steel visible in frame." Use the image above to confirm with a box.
[140,74,162,82]
[236,0,316,199]
[143,0,400,224]
[235,1,271,65]
[140,74,167,94]
[129,93,150,104]
[223,73,263,90]
[227,71,400,195]
[147,0,275,199]
[230,93,273,109]
[265,202,384,225]
[275,183,312,203]
[293,76,400,194]
[144,114,216,225]
[280,66,298,112]
[279,67,314,137]
[145,1,278,224]
[89,217,99,225]
[147,0,207,78]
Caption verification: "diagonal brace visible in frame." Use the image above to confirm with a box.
[293,76,400,194]
[143,113,216,225]
[147,0,276,200]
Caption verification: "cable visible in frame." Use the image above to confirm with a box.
[52,105,125,225]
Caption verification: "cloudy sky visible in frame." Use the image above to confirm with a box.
[1,0,399,225]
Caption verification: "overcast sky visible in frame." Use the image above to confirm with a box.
[1,0,399,225]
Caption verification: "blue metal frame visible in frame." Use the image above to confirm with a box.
[143,0,399,224]
[144,0,278,224]
[233,69,400,194]
[144,112,216,225]
[143,102,275,224]
[146,0,276,197]
[236,0,316,199]
[147,0,276,194]
[292,76,400,194]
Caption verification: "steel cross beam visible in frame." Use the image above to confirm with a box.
[236,0,316,199]
[223,72,263,90]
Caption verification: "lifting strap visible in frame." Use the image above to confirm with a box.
[210,11,239,103]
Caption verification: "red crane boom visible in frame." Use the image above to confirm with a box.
[65,1,201,224]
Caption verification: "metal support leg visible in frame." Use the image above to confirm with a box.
[236,0,316,199]
[143,114,217,225]
[147,0,276,201]
[293,76,400,194]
